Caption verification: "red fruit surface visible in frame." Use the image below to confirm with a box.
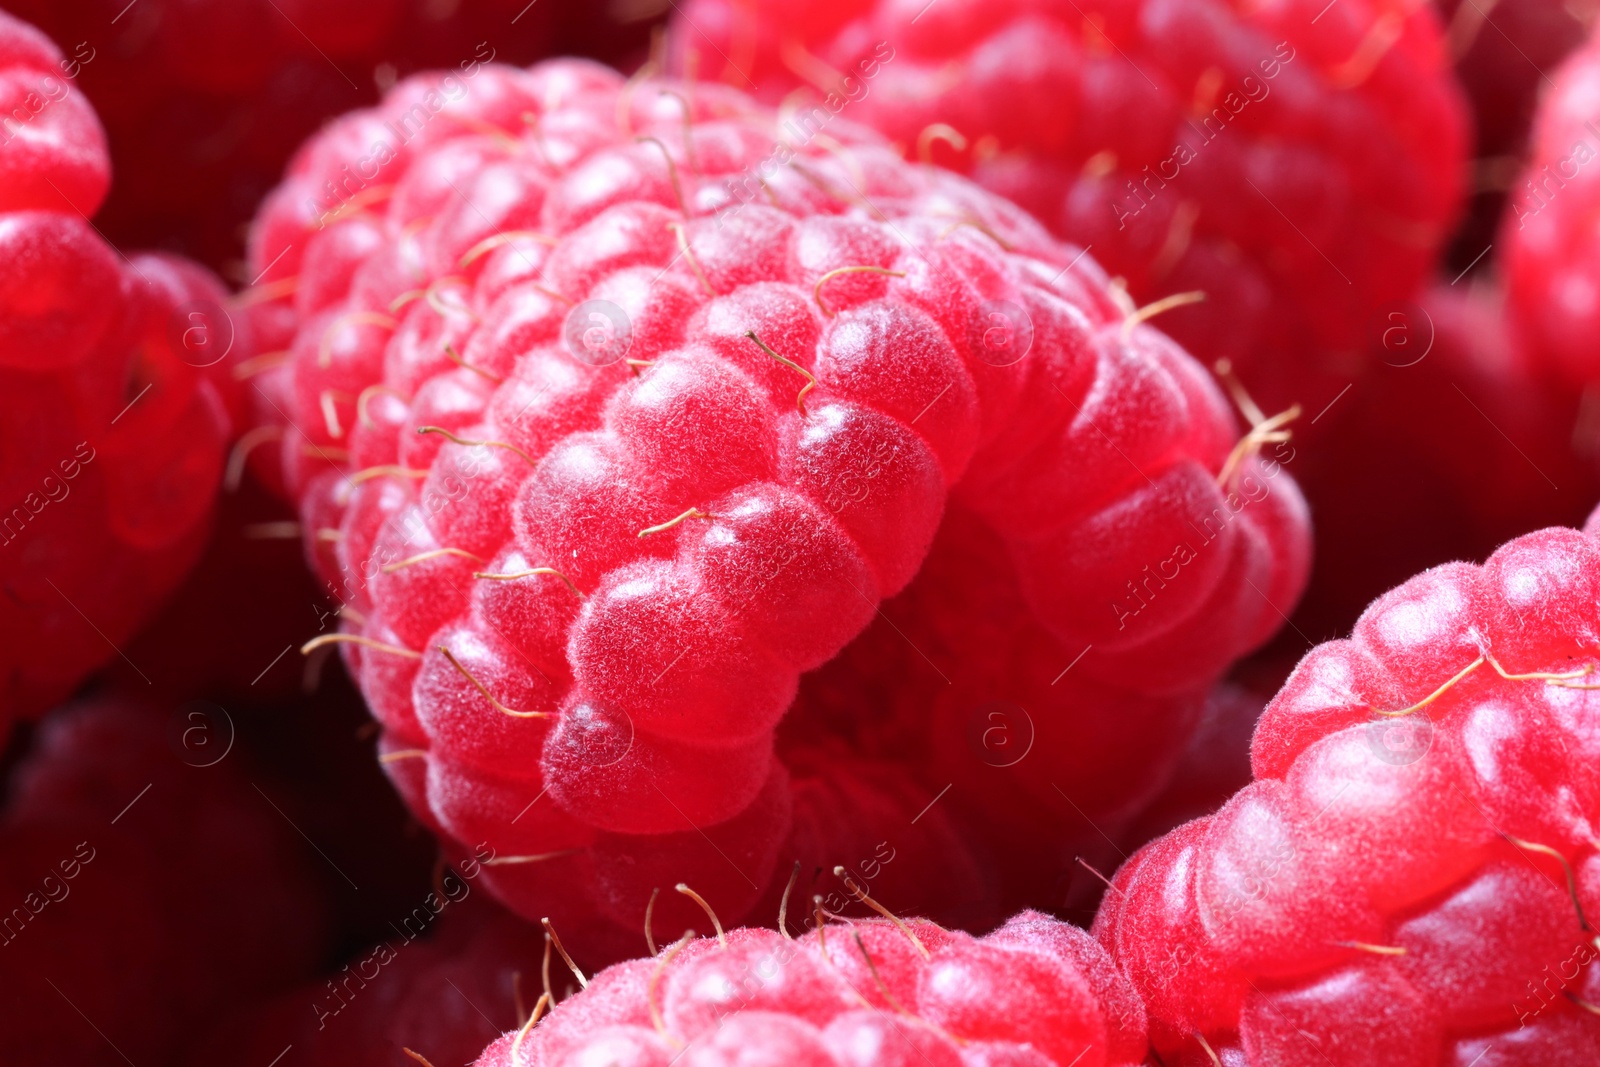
[473,910,1147,1067]
[0,694,329,1065]
[0,9,239,725]
[1093,506,1600,1063]
[1292,282,1600,637]
[1503,24,1600,385]
[242,59,1308,934]
[669,0,1468,414]
[3,0,659,272]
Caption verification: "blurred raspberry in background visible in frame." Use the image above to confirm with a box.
[4,0,669,274]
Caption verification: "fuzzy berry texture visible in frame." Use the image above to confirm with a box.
[1093,506,1600,1064]
[1292,282,1600,636]
[0,9,238,723]
[474,910,1148,1067]
[669,0,1467,414]
[1503,24,1600,386]
[0,695,329,1065]
[243,58,1308,936]
[4,0,660,272]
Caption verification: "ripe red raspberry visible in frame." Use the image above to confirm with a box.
[0,695,329,1065]
[473,909,1148,1067]
[0,9,239,724]
[1503,25,1600,385]
[243,59,1307,931]
[668,0,1467,413]
[1093,506,1600,1064]
[1293,282,1600,634]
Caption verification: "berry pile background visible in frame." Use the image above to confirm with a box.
[4,1,1600,1065]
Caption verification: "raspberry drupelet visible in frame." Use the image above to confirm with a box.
[1093,504,1600,1064]
[244,58,1308,930]
[471,908,1149,1067]
[0,9,239,723]
[668,0,1468,414]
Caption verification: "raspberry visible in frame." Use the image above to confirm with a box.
[668,0,1467,413]
[472,909,1148,1067]
[1093,506,1600,1063]
[0,9,239,725]
[1292,282,1600,635]
[5,0,656,272]
[1502,25,1600,385]
[0,695,328,1064]
[245,59,1307,933]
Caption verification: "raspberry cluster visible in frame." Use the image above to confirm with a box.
[1094,509,1600,1063]
[0,10,238,723]
[0,696,328,1065]
[474,910,1148,1067]
[243,58,1307,936]
[669,0,1468,412]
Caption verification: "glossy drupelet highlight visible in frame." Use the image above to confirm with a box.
[245,59,1307,930]
[1093,507,1600,1064]
[0,10,238,723]
[472,910,1148,1067]
[669,0,1468,412]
